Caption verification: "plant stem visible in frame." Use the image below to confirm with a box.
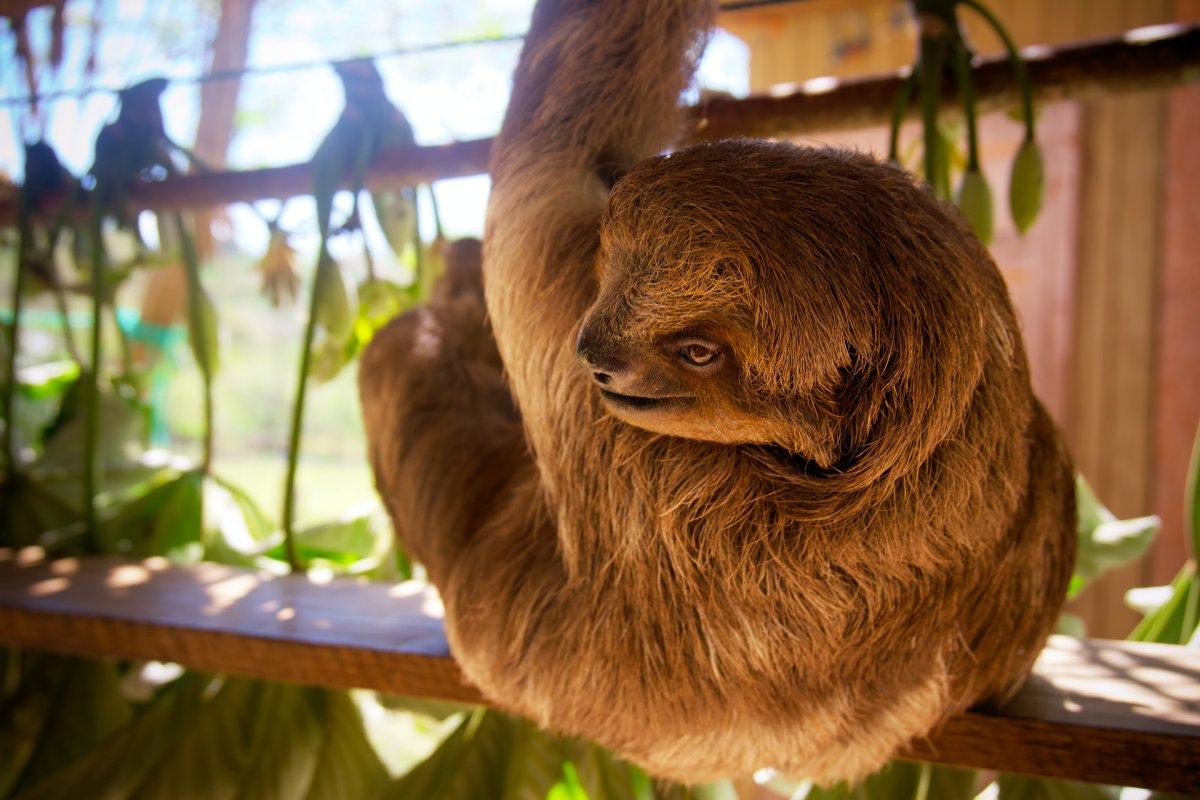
[912,763,933,800]
[83,201,105,548]
[49,271,81,364]
[111,305,134,378]
[427,183,445,241]
[917,30,949,197]
[411,199,429,302]
[961,0,1035,142]
[887,71,917,162]
[281,249,327,572]
[176,213,214,476]
[952,36,981,172]
[3,196,31,477]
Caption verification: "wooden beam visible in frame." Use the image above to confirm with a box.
[1,549,1197,792]
[1,25,1196,224]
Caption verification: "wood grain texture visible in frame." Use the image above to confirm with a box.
[1,549,1197,791]
[1,25,1196,224]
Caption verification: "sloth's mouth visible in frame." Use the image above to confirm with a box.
[599,389,690,410]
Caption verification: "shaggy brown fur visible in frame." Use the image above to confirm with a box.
[359,0,1076,784]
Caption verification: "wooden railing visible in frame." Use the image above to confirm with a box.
[1,548,1197,793]
[1,24,1196,224]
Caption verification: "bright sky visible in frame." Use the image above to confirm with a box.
[0,0,749,255]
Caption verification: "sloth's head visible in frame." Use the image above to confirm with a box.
[578,140,1009,474]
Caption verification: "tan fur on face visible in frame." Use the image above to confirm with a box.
[360,0,1075,786]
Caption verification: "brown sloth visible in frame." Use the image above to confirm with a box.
[359,0,1076,785]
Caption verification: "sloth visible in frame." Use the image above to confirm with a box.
[359,0,1075,785]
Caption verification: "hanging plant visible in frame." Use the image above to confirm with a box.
[890,0,1044,241]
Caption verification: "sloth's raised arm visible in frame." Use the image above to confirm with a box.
[484,0,714,346]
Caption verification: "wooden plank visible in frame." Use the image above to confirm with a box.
[1,548,1197,791]
[0,547,482,704]
[1,25,1196,224]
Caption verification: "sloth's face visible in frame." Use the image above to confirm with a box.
[575,306,769,444]
[576,251,803,450]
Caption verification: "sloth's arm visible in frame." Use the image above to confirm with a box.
[358,289,527,581]
[484,0,715,358]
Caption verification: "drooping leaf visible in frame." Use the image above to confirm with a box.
[372,188,418,259]
[313,258,355,340]
[1009,140,1045,234]
[186,284,219,377]
[956,169,994,245]
[257,228,302,307]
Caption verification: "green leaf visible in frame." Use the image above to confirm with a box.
[308,333,356,384]
[313,257,356,339]
[0,657,68,797]
[380,709,513,799]
[1009,140,1044,234]
[202,475,283,567]
[1054,612,1086,638]
[14,676,387,800]
[371,189,418,259]
[357,278,416,338]
[36,381,149,474]
[187,285,219,377]
[15,360,80,402]
[546,762,589,800]
[1129,564,1198,645]
[1184,425,1200,562]
[1070,476,1159,599]
[14,675,195,800]
[956,169,994,245]
[302,690,389,800]
[94,470,204,561]
[12,658,133,792]
[380,710,654,800]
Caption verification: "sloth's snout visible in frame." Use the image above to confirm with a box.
[576,325,627,386]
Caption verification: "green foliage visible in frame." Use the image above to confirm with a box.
[1070,477,1159,599]
[382,710,728,800]
[892,1,1045,237]
[9,675,388,800]
[777,761,975,800]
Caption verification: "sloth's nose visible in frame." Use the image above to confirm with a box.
[576,328,626,385]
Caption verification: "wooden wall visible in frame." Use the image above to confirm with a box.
[719,0,1200,637]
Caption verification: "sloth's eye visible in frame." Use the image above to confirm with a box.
[677,341,720,368]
